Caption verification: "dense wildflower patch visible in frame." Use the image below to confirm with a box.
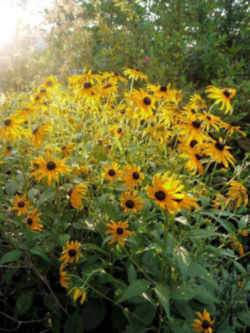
[0,69,249,332]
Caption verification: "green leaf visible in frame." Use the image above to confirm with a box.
[64,310,84,333]
[128,264,137,284]
[30,247,50,263]
[238,311,250,325]
[188,229,218,240]
[16,290,34,315]
[154,284,170,318]
[81,299,106,331]
[0,250,22,265]
[134,303,156,325]
[118,279,151,303]
[193,286,219,304]
[171,285,196,301]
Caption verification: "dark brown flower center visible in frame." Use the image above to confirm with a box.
[47,81,53,87]
[207,115,211,121]
[190,140,198,148]
[104,84,112,89]
[143,97,151,105]
[160,85,167,92]
[33,127,39,134]
[68,249,76,257]
[132,172,140,180]
[4,119,11,126]
[35,95,40,101]
[202,320,211,329]
[117,128,122,134]
[84,82,92,89]
[27,218,33,225]
[18,201,25,208]
[192,120,202,129]
[195,154,202,160]
[6,146,12,151]
[223,90,230,98]
[33,163,40,169]
[47,161,56,170]
[155,190,166,201]
[116,227,124,235]
[40,88,47,93]
[215,141,225,151]
[108,169,115,176]
[125,200,135,209]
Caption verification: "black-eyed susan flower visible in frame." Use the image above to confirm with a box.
[59,240,81,264]
[12,194,31,216]
[31,152,69,186]
[175,194,199,211]
[206,86,236,114]
[105,220,132,246]
[70,184,87,210]
[120,191,144,213]
[0,115,25,141]
[189,94,207,110]
[103,162,121,184]
[123,68,147,81]
[146,172,184,214]
[30,123,52,146]
[109,124,124,138]
[121,164,144,189]
[44,75,59,89]
[59,264,70,288]
[128,89,156,118]
[227,181,248,208]
[191,309,215,333]
[25,209,43,232]
[180,150,204,175]
[60,143,74,157]
[204,138,235,168]
[68,287,87,304]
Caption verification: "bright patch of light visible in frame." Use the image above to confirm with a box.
[0,2,21,45]
[0,0,54,46]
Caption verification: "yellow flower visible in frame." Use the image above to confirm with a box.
[0,115,25,141]
[70,184,87,210]
[191,309,215,333]
[68,287,87,304]
[120,165,144,189]
[227,181,248,208]
[128,89,156,118]
[204,138,235,168]
[103,162,121,184]
[105,220,132,246]
[59,264,70,288]
[59,241,81,264]
[146,172,184,214]
[25,209,43,231]
[12,194,32,216]
[206,86,236,114]
[31,152,69,186]
[120,191,144,213]
[30,123,52,146]
[123,68,147,81]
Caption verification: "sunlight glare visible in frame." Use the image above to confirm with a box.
[0,2,21,45]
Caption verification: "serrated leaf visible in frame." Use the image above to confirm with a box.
[0,250,22,265]
[118,279,151,303]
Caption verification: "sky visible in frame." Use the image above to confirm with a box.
[0,0,54,46]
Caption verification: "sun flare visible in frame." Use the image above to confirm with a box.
[0,2,21,45]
